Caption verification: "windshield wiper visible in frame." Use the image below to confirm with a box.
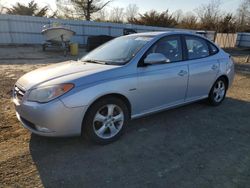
[82,59,107,65]
[81,59,126,65]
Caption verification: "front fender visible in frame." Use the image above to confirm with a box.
[60,75,138,113]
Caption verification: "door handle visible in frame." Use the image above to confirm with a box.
[211,64,218,70]
[178,70,188,76]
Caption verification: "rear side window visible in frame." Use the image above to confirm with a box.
[185,36,209,60]
[208,42,219,55]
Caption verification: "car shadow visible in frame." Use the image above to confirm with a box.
[29,97,250,188]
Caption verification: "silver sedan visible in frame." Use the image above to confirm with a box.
[13,32,235,144]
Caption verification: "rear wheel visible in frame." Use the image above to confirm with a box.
[83,97,129,144]
[208,78,227,106]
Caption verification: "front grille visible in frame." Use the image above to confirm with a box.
[14,85,26,101]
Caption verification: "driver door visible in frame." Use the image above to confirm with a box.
[136,35,189,114]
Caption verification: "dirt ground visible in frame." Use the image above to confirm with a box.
[0,46,250,188]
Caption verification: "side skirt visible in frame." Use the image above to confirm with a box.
[131,95,208,120]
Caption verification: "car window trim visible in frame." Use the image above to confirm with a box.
[138,34,184,67]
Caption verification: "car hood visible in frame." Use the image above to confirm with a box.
[17,61,118,90]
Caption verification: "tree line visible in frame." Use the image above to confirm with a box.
[0,0,250,33]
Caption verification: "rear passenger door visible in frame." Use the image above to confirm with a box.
[184,35,219,101]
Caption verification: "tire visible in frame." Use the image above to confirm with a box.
[208,77,227,106]
[83,97,129,144]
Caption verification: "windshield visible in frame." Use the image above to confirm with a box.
[82,35,154,65]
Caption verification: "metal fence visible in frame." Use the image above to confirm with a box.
[236,33,250,48]
[0,14,216,45]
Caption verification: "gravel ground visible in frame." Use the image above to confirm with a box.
[0,47,250,188]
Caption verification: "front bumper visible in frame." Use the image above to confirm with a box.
[13,97,86,137]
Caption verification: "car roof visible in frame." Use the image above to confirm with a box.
[128,31,199,38]
[131,31,194,36]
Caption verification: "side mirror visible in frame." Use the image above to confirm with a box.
[144,53,170,65]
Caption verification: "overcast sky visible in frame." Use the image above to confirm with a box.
[2,0,241,13]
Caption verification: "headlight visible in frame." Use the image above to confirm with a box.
[27,83,74,103]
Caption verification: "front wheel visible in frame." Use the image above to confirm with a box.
[83,97,129,144]
[208,78,227,106]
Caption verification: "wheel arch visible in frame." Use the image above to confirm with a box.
[208,74,229,97]
[81,93,132,134]
[217,75,229,89]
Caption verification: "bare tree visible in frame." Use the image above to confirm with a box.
[130,10,177,27]
[97,8,109,21]
[217,13,237,33]
[195,0,222,31]
[109,7,124,23]
[125,4,139,22]
[236,0,250,31]
[0,0,4,14]
[57,0,111,20]
[173,9,183,23]
[177,12,198,29]
[93,7,109,21]
[56,0,76,19]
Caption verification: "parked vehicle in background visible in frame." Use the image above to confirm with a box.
[86,28,137,52]
[123,28,137,35]
[13,31,234,144]
[86,35,114,52]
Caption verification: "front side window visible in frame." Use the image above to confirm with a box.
[146,36,183,63]
[185,36,209,60]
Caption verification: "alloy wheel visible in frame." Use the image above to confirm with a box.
[213,80,226,103]
[93,104,124,139]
